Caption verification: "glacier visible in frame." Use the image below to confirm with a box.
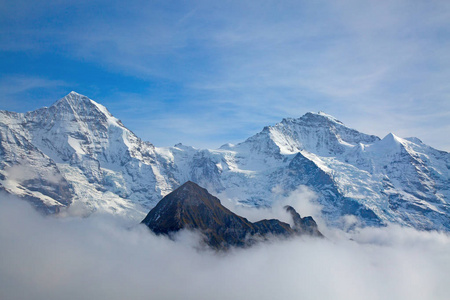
[1,92,449,230]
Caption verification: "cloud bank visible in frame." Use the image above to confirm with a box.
[1,194,449,300]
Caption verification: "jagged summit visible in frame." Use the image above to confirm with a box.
[52,91,93,108]
[45,92,123,127]
[238,111,379,156]
[162,180,220,207]
[142,181,245,237]
[367,133,406,155]
[0,92,162,215]
[280,112,344,126]
[380,132,402,146]
[66,90,89,99]
[69,91,83,96]
[142,181,322,249]
[303,111,345,125]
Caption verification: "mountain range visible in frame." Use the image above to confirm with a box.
[1,92,449,230]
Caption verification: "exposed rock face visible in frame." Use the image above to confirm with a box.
[142,181,322,249]
[284,205,322,237]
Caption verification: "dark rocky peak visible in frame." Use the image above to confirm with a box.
[285,205,323,237]
[142,181,251,238]
[142,181,323,250]
[159,180,219,207]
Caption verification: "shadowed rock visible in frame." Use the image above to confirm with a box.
[142,181,323,250]
[284,205,323,237]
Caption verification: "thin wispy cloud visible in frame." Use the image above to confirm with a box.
[0,0,449,150]
[0,75,70,111]
[0,76,67,95]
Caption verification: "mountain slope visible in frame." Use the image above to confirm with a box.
[1,92,183,218]
[142,181,322,249]
[0,122,72,213]
[1,92,449,231]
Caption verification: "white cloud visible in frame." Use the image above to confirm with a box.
[2,0,450,151]
[6,165,62,185]
[0,75,68,96]
[1,193,449,300]
[0,75,70,112]
[218,185,323,228]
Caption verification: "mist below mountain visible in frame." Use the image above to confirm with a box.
[1,194,449,300]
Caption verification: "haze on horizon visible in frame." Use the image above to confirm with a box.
[1,0,449,151]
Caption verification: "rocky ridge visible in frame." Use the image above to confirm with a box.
[142,181,322,249]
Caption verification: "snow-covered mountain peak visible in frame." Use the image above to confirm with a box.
[278,112,340,128]
[53,91,92,108]
[219,143,235,150]
[69,90,83,96]
[246,112,379,156]
[25,92,121,138]
[374,133,404,151]
[51,92,115,120]
[404,137,424,145]
[382,132,401,143]
[173,143,197,151]
[303,111,345,125]
[25,92,129,141]
[279,112,365,136]
[14,92,158,171]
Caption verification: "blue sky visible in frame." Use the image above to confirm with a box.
[1,0,450,150]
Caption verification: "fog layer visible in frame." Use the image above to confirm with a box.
[1,195,449,300]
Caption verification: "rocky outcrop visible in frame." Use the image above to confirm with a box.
[142,181,322,249]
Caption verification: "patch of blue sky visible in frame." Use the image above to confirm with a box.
[1,0,449,150]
